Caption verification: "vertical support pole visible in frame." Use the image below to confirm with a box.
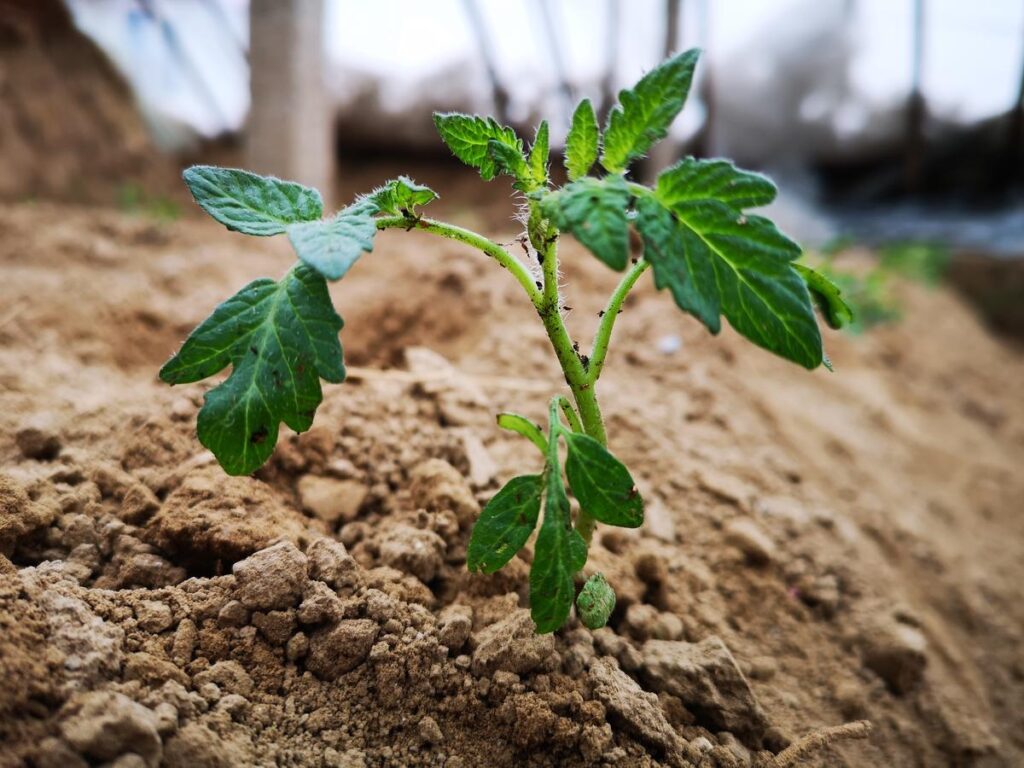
[460,0,511,125]
[247,0,333,201]
[598,0,621,118]
[646,0,684,179]
[904,0,927,193]
[691,0,713,158]
[1007,24,1024,180]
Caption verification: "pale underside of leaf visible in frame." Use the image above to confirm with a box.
[183,165,323,236]
[286,202,377,281]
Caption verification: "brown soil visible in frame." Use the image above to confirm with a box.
[0,0,182,205]
[1,181,1023,768]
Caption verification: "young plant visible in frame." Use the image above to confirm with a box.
[161,50,849,634]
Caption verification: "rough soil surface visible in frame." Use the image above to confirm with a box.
[1,187,1023,767]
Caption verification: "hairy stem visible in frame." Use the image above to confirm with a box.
[378,210,613,544]
[528,214,609,544]
[588,258,650,384]
[376,215,542,304]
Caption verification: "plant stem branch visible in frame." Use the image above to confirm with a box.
[588,258,650,384]
[376,215,542,304]
[527,216,609,545]
[378,211,613,545]
[556,396,583,433]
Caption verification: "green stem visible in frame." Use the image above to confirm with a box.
[588,258,650,384]
[378,210,619,545]
[496,412,548,454]
[376,215,542,304]
[529,214,610,544]
[556,396,583,433]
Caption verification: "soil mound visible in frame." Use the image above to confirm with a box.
[1,199,1022,766]
[0,0,175,203]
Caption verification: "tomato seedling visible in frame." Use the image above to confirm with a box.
[162,50,849,633]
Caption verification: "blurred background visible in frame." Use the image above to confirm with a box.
[2,0,1022,338]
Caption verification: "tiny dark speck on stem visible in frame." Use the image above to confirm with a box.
[597,310,605,317]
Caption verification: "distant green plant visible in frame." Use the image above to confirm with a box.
[161,51,848,633]
[117,183,181,222]
[810,240,947,333]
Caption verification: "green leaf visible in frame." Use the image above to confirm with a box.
[530,406,588,634]
[365,176,438,216]
[576,573,616,629]
[488,139,531,184]
[539,176,631,271]
[530,457,588,634]
[563,432,643,528]
[496,413,548,455]
[655,157,777,210]
[564,99,599,181]
[635,158,824,368]
[183,165,323,236]
[433,112,526,182]
[601,49,700,173]
[794,264,854,330]
[160,264,344,475]
[528,120,550,188]
[467,475,543,574]
[286,200,377,281]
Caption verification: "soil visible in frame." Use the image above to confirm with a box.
[1,177,1023,768]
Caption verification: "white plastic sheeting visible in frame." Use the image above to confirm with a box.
[65,0,1024,153]
[65,0,249,149]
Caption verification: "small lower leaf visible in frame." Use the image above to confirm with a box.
[467,475,543,574]
[563,432,643,528]
[365,177,438,216]
[530,429,588,634]
[576,573,616,629]
[496,413,548,455]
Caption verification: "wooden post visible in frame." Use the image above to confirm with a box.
[247,0,333,201]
